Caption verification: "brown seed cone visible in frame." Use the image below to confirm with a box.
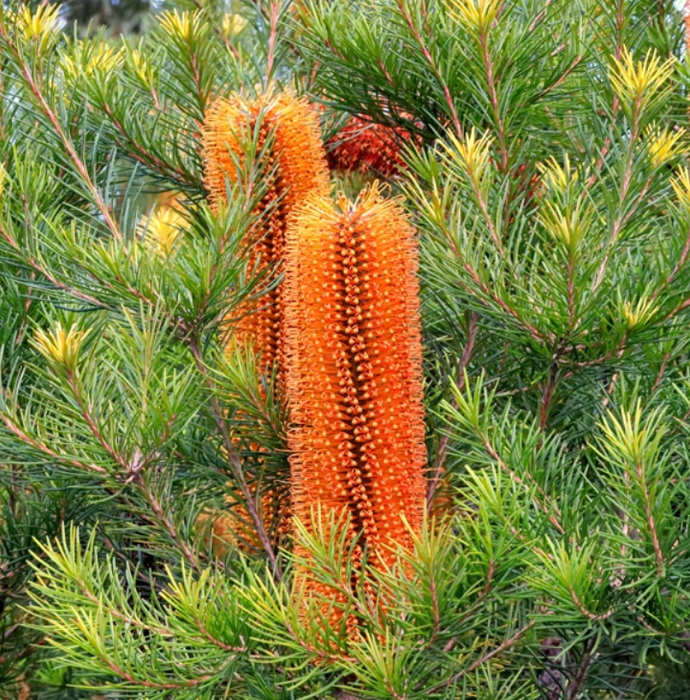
[326,115,418,177]
[284,184,426,633]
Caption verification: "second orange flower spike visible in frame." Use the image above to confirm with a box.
[284,184,426,618]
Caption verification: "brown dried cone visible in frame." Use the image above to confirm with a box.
[283,183,427,637]
[200,91,330,553]
[327,115,415,176]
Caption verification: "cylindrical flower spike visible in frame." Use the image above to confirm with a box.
[200,92,329,554]
[284,184,426,625]
[201,91,330,371]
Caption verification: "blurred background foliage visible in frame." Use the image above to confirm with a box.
[27,0,235,35]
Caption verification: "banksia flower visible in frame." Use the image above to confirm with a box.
[200,92,328,554]
[327,116,415,176]
[201,91,330,371]
[284,184,426,630]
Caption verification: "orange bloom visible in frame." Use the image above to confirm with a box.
[327,116,415,176]
[284,184,426,630]
[201,91,330,371]
[200,92,329,554]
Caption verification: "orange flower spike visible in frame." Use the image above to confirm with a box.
[200,92,330,370]
[284,184,427,575]
[199,93,328,557]
[202,92,330,212]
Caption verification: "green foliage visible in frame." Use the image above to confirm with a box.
[1,0,690,698]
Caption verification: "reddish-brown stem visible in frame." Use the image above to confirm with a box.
[528,0,554,32]
[188,335,281,580]
[565,641,595,700]
[567,253,576,330]
[264,2,279,87]
[14,278,34,348]
[588,1,625,184]
[649,221,690,312]
[0,212,172,326]
[478,28,508,172]
[663,295,690,322]
[429,620,536,692]
[569,587,615,621]
[481,433,565,535]
[469,173,503,252]
[463,263,544,342]
[0,27,123,241]
[615,0,625,61]
[539,362,558,431]
[592,116,642,293]
[651,352,670,393]
[427,312,478,509]
[61,370,199,571]
[133,475,201,571]
[633,457,665,577]
[66,371,127,470]
[428,571,441,645]
[99,655,223,690]
[101,102,191,182]
[560,333,628,371]
[284,619,358,664]
[535,55,584,101]
[0,388,108,474]
[395,0,463,139]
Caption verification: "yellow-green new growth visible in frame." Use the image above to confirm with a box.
[33,324,90,373]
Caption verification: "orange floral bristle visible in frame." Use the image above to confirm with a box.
[200,92,328,555]
[284,184,426,625]
[201,91,330,371]
[199,484,292,557]
[327,116,414,176]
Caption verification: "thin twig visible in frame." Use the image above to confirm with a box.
[133,475,201,572]
[427,312,478,509]
[478,26,508,172]
[569,587,615,621]
[633,455,665,577]
[539,362,559,431]
[188,334,282,580]
[395,0,463,139]
[463,264,544,342]
[565,640,595,700]
[0,25,123,241]
[0,400,107,476]
[478,429,565,535]
[429,620,536,692]
[264,2,280,87]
